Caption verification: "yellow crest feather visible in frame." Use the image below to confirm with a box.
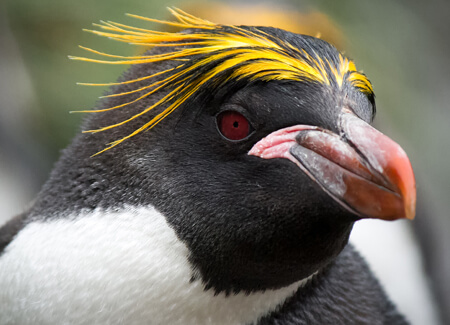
[70,8,373,155]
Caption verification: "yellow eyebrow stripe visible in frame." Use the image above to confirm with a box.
[72,7,373,155]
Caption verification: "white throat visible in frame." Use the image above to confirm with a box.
[0,206,309,325]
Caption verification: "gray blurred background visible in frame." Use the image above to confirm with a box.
[1,0,449,324]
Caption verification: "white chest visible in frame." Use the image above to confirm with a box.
[0,206,303,325]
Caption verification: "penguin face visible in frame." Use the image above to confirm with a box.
[39,26,414,294]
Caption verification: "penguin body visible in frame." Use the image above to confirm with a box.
[0,208,404,325]
[0,11,415,324]
[0,207,307,324]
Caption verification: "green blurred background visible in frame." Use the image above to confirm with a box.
[1,0,449,324]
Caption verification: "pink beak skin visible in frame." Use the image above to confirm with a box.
[248,111,416,221]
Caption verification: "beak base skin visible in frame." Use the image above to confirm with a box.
[248,113,416,221]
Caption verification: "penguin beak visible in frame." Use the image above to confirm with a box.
[248,111,416,221]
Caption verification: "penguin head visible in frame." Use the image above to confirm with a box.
[47,10,416,294]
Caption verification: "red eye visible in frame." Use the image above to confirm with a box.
[217,111,251,141]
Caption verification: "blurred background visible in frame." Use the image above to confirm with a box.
[1,0,449,324]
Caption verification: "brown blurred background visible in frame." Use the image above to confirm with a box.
[1,0,449,324]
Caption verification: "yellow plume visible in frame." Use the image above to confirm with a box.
[70,8,373,155]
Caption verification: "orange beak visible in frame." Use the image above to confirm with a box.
[249,112,416,221]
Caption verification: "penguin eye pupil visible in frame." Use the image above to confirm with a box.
[217,111,251,141]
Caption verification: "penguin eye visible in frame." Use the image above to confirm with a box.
[217,110,252,141]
